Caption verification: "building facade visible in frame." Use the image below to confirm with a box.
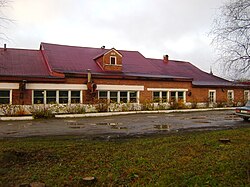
[0,42,249,108]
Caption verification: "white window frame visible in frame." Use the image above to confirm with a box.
[227,90,234,103]
[209,90,216,103]
[149,89,187,103]
[153,91,161,102]
[32,90,82,104]
[0,90,12,104]
[244,90,250,101]
[70,90,82,104]
[0,83,18,105]
[110,56,117,65]
[98,90,140,104]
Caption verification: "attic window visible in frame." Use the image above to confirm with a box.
[110,56,116,65]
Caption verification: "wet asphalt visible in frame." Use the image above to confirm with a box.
[0,110,249,139]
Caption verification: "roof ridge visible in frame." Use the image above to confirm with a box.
[41,42,143,54]
[0,47,39,52]
[41,42,113,51]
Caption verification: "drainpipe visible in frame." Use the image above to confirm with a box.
[87,69,91,83]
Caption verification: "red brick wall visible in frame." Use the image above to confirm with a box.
[12,89,32,105]
[7,77,248,105]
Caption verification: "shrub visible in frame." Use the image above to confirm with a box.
[95,99,109,112]
[169,100,185,110]
[31,105,54,119]
[141,100,154,111]
[14,106,30,116]
[65,104,85,114]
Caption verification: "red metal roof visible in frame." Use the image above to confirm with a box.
[41,43,234,86]
[0,48,52,78]
[148,58,234,86]
[0,42,243,87]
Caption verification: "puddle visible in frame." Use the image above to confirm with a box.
[95,122,123,126]
[66,120,85,126]
[154,124,171,131]
[68,126,83,129]
[5,131,18,134]
[224,115,241,120]
[190,116,207,119]
[94,122,127,130]
[193,121,211,124]
[111,126,128,130]
[67,120,85,128]
[147,116,158,118]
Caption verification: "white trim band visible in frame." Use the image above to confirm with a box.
[97,85,144,91]
[26,83,87,90]
[147,88,188,91]
[0,83,19,89]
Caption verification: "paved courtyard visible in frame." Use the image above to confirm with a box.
[0,110,249,139]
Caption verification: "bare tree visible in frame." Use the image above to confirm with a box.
[211,0,250,79]
[0,0,12,44]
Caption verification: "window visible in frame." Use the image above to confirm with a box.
[153,92,160,102]
[33,90,44,104]
[110,56,116,65]
[162,91,168,102]
[98,91,139,103]
[71,91,81,103]
[110,91,118,103]
[170,92,176,101]
[178,92,184,101]
[120,91,128,103]
[0,90,10,104]
[130,91,137,103]
[153,91,168,103]
[46,90,57,104]
[33,90,82,104]
[99,91,108,101]
[227,90,234,103]
[244,90,250,102]
[59,91,68,104]
[209,90,216,103]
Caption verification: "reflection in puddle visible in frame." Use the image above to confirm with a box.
[5,131,18,134]
[193,121,211,124]
[95,122,122,126]
[190,116,207,119]
[95,122,127,130]
[68,126,83,129]
[224,115,241,120]
[154,124,171,131]
[147,116,158,118]
[67,120,85,128]
[111,126,128,130]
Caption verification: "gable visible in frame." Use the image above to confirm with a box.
[95,48,123,72]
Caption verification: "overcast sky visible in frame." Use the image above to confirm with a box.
[2,0,226,75]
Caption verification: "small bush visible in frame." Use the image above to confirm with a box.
[31,105,54,119]
[95,99,109,112]
[14,106,30,116]
[169,100,185,109]
[65,104,85,114]
[141,100,154,111]
[0,104,17,116]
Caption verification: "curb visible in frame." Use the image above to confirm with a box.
[55,107,235,118]
[0,116,34,121]
[0,108,235,120]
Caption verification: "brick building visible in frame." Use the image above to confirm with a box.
[0,42,249,107]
